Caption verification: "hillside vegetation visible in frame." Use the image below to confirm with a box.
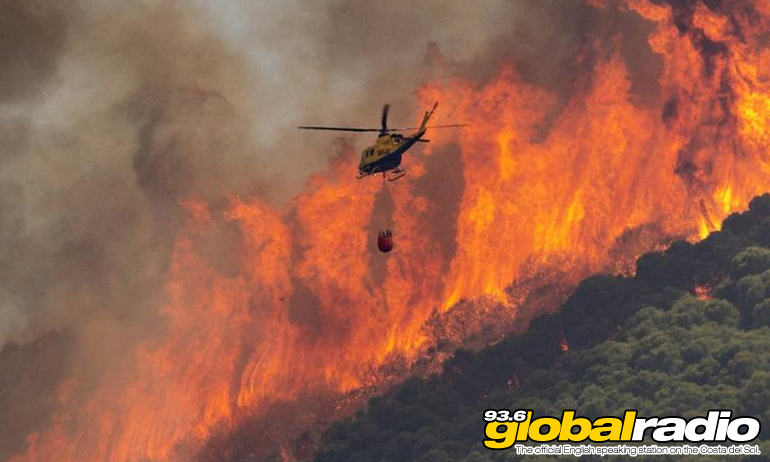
[313,194,770,462]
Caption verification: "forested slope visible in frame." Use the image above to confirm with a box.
[313,194,770,462]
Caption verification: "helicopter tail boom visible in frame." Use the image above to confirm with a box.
[418,102,439,133]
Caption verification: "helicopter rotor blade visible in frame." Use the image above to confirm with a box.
[381,104,390,134]
[387,124,469,131]
[297,126,381,132]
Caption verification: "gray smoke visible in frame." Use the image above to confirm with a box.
[0,1,269,458]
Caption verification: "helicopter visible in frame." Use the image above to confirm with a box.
[298,102,466,181]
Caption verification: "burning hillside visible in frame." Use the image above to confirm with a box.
[3,0,770,461]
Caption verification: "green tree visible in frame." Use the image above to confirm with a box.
[732,246,770,279]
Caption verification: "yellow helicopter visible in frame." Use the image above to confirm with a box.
[299,102,466,181]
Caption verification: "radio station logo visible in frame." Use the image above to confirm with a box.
[483,410,761,449]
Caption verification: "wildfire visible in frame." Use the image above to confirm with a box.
[694,285,713,300]
[12,1,770,461]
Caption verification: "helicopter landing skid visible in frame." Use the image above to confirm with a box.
[385,169,406,181]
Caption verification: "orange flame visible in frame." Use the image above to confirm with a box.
[694,285,713,301]
[13,1,770,460]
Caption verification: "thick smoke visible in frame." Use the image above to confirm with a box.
[0,0,73,104]
[0,1,267,458]
[0,0,671,460]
